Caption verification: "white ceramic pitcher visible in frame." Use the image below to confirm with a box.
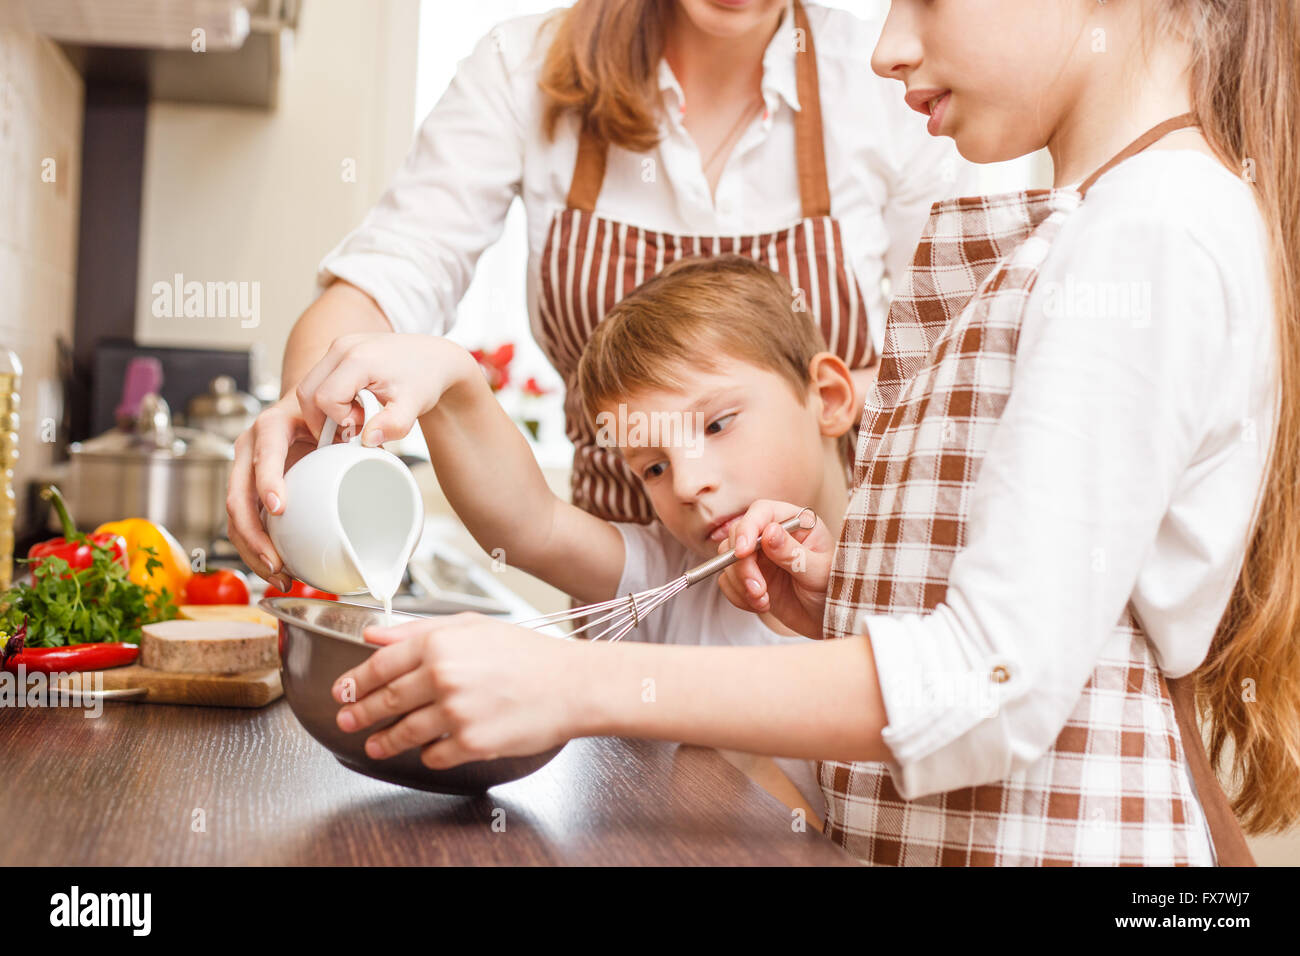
[266,389,423,597]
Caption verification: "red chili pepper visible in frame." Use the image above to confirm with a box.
[1,641,139,674]
[29,485,129,576]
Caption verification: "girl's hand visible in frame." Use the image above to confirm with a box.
[331,613,585,768]
[717,500,835,639]
[295,333,477,447]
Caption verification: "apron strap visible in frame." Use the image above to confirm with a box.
[565,0,832,219]
[791,0,831,218]
[1076,112,1199,198]
[566,123,608,213]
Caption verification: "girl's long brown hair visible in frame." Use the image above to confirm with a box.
[539,0,667,150]
[1158,0,1300,834]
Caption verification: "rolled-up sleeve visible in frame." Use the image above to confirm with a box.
[861,211,1230,799]
[317,24,527,335]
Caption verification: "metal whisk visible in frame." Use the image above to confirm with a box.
[513,509,815,642]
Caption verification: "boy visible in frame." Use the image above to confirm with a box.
[297,255,859,816]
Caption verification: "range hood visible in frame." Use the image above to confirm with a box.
[13,0,301,109]
[10,0,251,51]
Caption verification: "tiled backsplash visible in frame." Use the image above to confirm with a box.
[0,29,82,529]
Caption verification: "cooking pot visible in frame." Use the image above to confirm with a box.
[64,392,234,557]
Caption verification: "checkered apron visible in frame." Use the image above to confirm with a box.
[818,116,1233,865]
[537,0,872,525]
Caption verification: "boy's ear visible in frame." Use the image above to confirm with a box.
[807,352,858,439]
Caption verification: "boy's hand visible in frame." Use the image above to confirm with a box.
[718,500,835,639]
[331,614,585,768]
[295,333,476,447]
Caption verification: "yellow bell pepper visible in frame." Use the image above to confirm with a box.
[92,518,192,599]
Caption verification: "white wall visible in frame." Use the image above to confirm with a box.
[134,0,420,392]
[0,29,83,525]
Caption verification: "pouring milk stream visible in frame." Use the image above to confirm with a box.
[266,389,423,625]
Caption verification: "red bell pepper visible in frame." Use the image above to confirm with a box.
[29,485,129,577]
[0,618,138,673]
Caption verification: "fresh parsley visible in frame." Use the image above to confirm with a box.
[0,539,178,647]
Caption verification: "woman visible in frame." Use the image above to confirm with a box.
[226,0,969,588]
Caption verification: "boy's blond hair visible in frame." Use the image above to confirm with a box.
[575,255,853,468]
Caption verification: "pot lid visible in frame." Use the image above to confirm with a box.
[70,392,234,462]
[186,374,261,421]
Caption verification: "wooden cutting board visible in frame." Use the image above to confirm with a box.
[52,664,282,708]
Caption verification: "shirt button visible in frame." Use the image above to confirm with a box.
[990,664,1011,684]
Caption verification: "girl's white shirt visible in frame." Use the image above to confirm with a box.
[861,150,1279,801]
[315,2,974,356]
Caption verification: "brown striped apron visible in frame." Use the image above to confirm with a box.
[536,0,873,525]
[819,115,1256,866]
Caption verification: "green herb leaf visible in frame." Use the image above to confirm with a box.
[0,537,179,647]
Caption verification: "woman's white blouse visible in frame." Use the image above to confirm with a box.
[316,1,973,356]
[861,151,1280,800]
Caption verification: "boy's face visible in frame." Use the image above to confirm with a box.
[600,355,835,560]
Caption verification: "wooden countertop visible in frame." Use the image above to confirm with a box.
[0,698,853,866]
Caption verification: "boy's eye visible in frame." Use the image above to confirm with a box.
[706,414,736,435]
[642,462,666,480]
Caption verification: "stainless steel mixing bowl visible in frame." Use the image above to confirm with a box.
[260,597,564,793]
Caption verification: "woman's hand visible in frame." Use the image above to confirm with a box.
[294,333,476,448]
[717,500,836,639]
[331,613,586,768]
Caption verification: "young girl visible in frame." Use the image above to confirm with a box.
[320,0,1298,865]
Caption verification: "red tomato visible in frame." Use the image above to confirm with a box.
[184,568,250,605]
[263,579,338,601]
